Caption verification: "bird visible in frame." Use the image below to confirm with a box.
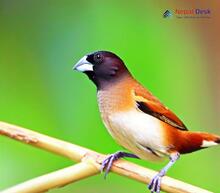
[73,50,220,193]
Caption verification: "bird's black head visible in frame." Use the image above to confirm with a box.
[73,51,130,90]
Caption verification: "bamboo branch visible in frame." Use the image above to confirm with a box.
[0,121,212,193]
[1,163,99,193]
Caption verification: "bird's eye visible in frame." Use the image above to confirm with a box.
[94,53,103,63]
[96,54,101,59]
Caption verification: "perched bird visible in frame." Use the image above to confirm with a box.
[73,51,220,193]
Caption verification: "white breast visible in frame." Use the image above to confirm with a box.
[104,110,168,161]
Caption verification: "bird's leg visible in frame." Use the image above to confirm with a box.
[101,151,139,179]
[148,152,180,193]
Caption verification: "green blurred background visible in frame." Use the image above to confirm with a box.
[1,0,220,192]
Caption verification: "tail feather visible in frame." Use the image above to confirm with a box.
[177,131,220,154]
[199,133,220,148]
[215,138,220,144]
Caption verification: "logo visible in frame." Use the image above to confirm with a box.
[163,8,211,19]
[175,8,211,18]
[163,10,172,18]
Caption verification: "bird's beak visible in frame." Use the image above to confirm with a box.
[73,55,93,72]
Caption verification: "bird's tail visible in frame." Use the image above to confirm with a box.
[178,131,220,154]
[197,132,220,147]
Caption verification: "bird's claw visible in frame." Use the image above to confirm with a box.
[100,153,119,179]
[148,173,163,193]
[100,151,139,179]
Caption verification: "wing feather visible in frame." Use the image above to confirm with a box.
[134,84,188,131]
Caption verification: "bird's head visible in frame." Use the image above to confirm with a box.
[73,51,130,89]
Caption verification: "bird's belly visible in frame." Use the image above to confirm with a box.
[102,110,168,161]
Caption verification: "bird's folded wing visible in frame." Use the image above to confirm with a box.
[134,84,188,131]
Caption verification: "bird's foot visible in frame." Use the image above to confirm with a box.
[101,151,138,179]
[148,152,180,193]
[100,151,123,179]
[148,169,165,193]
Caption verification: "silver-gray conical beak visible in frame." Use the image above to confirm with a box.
[73,56,93,72]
